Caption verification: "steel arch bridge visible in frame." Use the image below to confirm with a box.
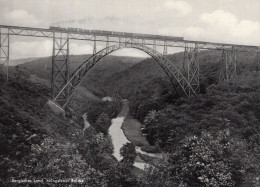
[0,25,259,109]
[54,43,195,107]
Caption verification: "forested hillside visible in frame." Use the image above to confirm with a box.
[19,55,144,96]
[69,49,259,186]
[7,49,260,186]
[83,50,258,99]
[123,51,260,186]
[0,69,145,186]
[9,57,38,66]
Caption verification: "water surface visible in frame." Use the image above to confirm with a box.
[108,101,130,160]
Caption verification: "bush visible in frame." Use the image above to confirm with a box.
[144,129,260,187]
[3,137,108,186]
[95,112,111,134]
[120,142,137,166]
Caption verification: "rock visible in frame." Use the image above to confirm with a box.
[0,135,10,155]
[140,145,161,153]
[47,100,65,116]
[31,135,41,144]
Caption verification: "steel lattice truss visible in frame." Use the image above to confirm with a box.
[219,48,237,81]
[0,24,259,108]
[51,32,69,101]
[54,42,194,107]
[183,44,200,96]
[0,28,9,80]
[0,25,258,52]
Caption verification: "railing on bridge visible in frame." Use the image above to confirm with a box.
[0,25,259,108]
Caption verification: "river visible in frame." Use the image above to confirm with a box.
[108,100,156,170]
[108,102,130,160]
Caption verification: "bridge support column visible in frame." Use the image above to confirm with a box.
[106,36,109,52]
[93,36,97,64]
[0,28,10,80]
[153,40,156,51]
[51,32,70,107]
[219,48,237,81]
[163,41,168,56]
[183,44,200,97]
[256,50,260,70]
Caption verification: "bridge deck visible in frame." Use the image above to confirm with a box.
[0,24,259,52]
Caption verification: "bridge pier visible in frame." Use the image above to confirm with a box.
[0,28,9,80]
[183,44,200,96]
[219,47,237,81]
[106,36,109,53]
[51,32,70,107]
[163,41,167,56]
[153,40,156,51]
[256,50,260,70]
[47,100,65,116]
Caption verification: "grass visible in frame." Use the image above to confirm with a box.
[138,153,163,166]
[121,116,150,147]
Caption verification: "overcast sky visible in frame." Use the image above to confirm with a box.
[0,0,259,59]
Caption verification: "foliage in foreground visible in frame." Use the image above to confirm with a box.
[5,137,108,186]
[120,142,137,166]
[130,70,260,186]
[0,73,139,187]
[144,129,260,187]
[85,99,122,134]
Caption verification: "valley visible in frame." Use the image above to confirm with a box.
[1,51,260,186]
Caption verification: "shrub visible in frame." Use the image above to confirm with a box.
[145,129,260,187]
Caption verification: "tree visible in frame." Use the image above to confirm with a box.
[120,142,137,167]
[144,129,260,187]
[95,112,111,134]
[5,137,108,186]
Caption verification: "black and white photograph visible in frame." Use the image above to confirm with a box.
[0,0,259,186]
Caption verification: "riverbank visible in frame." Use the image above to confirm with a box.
[108,101,130,160]
[122,116,161,153]
[121,116,150,147]
[121,115,163,166]
[108,100,162,170]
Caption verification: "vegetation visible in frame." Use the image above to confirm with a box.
[128,52,260,186]
[0,71,140,186]
[18,54,143,96]
[144,129,259,186]
[84,99,122,134]
[2,50,259,186]
[120,142,137,166]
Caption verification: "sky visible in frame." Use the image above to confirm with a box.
[0,0,259,59]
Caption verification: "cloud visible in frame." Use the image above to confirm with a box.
[157,9,260,46]
[113,48,149,57]
[185,26,205,39]
[200,10,238,32]
[70,43,93,55]
[4,10,42,26]
[10,40,95,59]
[51,16,136,31]
[234,20,260,38]
[158,26,184,37]
[10,40,52,59]
[198,10,260,44]
[163,0,192,15]
[9,38,149,60]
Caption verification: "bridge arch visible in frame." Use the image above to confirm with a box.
[54,43,194,108]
